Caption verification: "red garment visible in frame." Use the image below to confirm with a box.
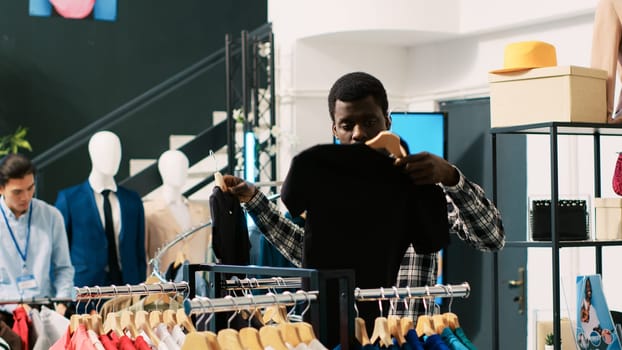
[134,335,152,350]
[11,306,29,350]
[99,333,118,350]
[119,335,137,350]
[108,330,121,348]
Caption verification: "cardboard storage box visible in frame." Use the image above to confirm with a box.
[594,197,622,240]
[489,66,607,128]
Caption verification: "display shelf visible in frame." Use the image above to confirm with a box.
[491,122,622,350]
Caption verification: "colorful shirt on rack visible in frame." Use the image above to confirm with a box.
[244,167,505,318]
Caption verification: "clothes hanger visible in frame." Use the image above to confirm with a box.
[216,296,244,350]
[441,284,460,331]
[387,287,407,345]
[133,285,161,346]
[238,294,264,350]
[89,286,106,336]
[258,324,289,350]
[262,291,288,325]
[365,130,407,158]
[415,287,435,338]
[120,285,139,339]
[276,292,302,347]
[103,285,124,336]
[293,290,319,344]
[399,287,415,337]
[178,296,209,350]
[353,289,371,346]
[210,150,227,191]
[368,288,393,347]
[143,280,172,307]
[70,291,85,333]
[195,297,221,350]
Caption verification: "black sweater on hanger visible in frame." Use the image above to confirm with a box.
[281,143,449,290]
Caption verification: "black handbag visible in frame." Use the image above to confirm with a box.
[530,199,589,241]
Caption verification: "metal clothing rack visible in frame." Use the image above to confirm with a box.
[149,221,213,282]
[0,282,190,306]
[184,263,355,349]
[184,290,319,315]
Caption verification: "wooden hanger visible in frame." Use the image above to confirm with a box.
[149,310,163,329]
[369,317,393,347]
[143,279,172,306]
[239,328,264,350]
[355,317,371,346]
[258,326,289,350]
[163,309,177,330]
[120,310,139,339]
[69,314,83,333]
[177,308,197,333]
[432,314,448,335]
[104,312,124,336]
[415,315,435,337]
[400,317,414,337]
[214,171,227,191]
[365,130,407,158]
[388,315,407,345]
[443,312,460,331]
[135,310,161,347]
[181,332,211,350]
[262,304,288,325]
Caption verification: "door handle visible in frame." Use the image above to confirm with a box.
[508,267,525,314]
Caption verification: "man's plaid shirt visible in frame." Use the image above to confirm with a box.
[243,167,505,319]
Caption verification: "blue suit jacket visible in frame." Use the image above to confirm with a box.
[55,181,146,287]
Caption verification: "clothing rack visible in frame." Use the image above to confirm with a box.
[354,282,470,301]
[184,290,318,314]
[184,263,355,349]
[0,282,190,305]
[73,281,190,300]
[149,221,213,282]
[222,276,303,290]
[148,194,281,282]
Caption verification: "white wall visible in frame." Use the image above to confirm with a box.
[268,1,622,348]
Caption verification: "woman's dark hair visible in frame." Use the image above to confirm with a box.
[328,72,389,121]
[0,154,36,186]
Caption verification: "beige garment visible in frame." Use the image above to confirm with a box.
[144,198,212,277]
[591,0,622,121]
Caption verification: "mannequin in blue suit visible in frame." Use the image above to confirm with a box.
[55,131,146,287]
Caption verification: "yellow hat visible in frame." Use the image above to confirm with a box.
[490,41,557,74]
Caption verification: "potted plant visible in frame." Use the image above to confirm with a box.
[0,126,31,155]
[545,332,556,350]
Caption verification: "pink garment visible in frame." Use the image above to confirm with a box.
[11,306,29,350]
[50,0,95,19]
[49,327,71,350]
[70,325,97,350]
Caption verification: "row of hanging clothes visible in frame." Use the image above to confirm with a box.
[183,275,474,350]
[0,278,473,350]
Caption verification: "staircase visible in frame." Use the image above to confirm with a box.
[129,111,231,204]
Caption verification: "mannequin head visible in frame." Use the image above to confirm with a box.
[158,150,189,189]
[88,131,121,177]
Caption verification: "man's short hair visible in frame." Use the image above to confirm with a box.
[327,71,389,121]
[0,154,36,186]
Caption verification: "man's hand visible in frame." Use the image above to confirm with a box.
[395,152,459,186]
[222,175,257,203]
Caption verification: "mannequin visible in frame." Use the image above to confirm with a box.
[143,150,212,277]
[55,131,146,287]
